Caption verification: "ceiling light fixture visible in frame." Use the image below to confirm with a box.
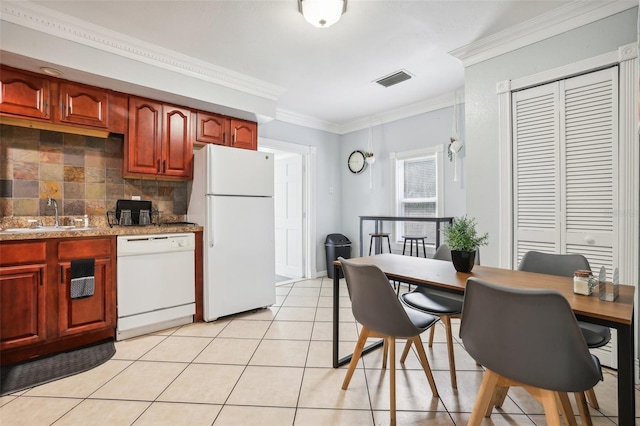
[298,0,347,29]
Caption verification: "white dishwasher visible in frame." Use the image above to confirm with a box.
[117,233,195,340]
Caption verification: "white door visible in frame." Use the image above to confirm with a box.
[512,67,618,276]
[512,67,619,368]
[274,154,304,278]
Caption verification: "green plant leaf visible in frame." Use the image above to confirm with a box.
[442,215,489,252]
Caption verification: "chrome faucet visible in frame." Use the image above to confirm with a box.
[46,197,59,228]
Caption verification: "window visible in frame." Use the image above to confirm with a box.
[391,146,444,245]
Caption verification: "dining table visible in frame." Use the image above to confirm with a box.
[332,254,636,424]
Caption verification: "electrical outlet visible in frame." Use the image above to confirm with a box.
[329,184,334,194]
[132,195,141,200]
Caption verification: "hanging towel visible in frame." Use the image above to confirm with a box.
[70,258,95,299]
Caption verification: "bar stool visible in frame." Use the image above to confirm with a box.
[369,233,391,255]
[399,235,427,293]
[402,235,427,258]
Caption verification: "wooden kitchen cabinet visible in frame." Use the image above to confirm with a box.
[58,81,109,128]
[195,113,257,151]
[0,241,48,351]
[0,67,51,120]
[230,119,257,150]
[196,111,230,145]
[0,237,116,365]
[125,96,193,179]
[0,66,127,134]
[56,238,115,337]
[108,91,128,134]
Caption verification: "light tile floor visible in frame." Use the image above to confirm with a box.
[1,277,639,425]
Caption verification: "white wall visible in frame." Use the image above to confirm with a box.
[464,7,638,267]
[340,106,467,256]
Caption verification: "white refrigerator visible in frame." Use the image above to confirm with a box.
[188,144,275,321]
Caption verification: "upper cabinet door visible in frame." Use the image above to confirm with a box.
[230,119,258,150]
[126,97,163,176]
[196,112,230,145]
[162,105,193,178]
[0,67,51,120]
[58,82,109,128]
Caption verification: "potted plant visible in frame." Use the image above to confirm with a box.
[442,215,488,272]
[364,151,375,164]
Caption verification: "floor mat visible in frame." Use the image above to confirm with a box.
[0,338,116,396]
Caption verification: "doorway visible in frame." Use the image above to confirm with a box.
[259,138,316,285]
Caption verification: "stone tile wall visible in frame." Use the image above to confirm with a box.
[0,125,188,220]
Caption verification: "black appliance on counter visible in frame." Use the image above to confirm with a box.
[107,199,158,227]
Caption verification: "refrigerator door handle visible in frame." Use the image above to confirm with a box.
[207,198,215,247]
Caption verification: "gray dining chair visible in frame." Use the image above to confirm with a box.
[398,243,477,389]
[518,250,610,410]
[338,257,439,426]
[460,278,602,426]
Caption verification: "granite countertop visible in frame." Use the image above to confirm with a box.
[0,224,203,241]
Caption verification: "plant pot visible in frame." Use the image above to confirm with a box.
[451,250,476,273]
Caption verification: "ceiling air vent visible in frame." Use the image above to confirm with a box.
[375,70,412,88]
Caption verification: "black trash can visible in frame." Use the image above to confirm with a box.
[325,233,352,279]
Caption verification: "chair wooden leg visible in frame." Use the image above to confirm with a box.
[469,369,501,426]
[485,384,509,417]
[389,337,396,426]
[556,392,577,426]
[585,387,599,409]
[442,315,457,389]
[342,327,370,390]
[574,391,593,426]
[410,336,438,397]
[536,390,562,426]
[428,323,435,347]
[382,337,388,369]
[399,339,412,364]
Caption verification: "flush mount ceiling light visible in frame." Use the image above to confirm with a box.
[298,0,347,28]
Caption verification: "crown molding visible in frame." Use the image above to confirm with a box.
[0,0,286,101]
[277,92,458,135]
[450,0,637,67]
[275,109,343,134]
[341,93,456,134]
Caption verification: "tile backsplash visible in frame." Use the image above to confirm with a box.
[0,125,187,220]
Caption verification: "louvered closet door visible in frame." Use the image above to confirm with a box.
[512,83,561,261]
[513,67,618,276]
[561,68,618,279]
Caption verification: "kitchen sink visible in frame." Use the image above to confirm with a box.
[3,226,76,232]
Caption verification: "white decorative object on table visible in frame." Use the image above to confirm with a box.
[573,270,595,295]
[599,266,619,301]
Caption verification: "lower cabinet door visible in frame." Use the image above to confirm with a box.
[57,258,115,337]
[0,264,47,350]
